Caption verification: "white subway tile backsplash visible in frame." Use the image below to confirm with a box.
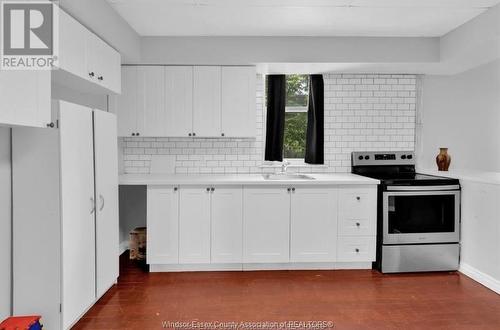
[121,74,417,174]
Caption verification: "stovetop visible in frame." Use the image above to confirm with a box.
[351,151,460,186]
[358,172,459,186]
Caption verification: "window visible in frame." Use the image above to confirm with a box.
[284,75,309,160]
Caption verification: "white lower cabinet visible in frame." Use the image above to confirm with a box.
[337,237,376,262]
[211,187,243,263]
[337,187,377,262]
[146,184,377,270]
[243,187,291,263]
[291,188,338,262]
[147,186,179,264]
[179,187,211,264]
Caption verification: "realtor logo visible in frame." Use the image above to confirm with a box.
[1,1,59,70]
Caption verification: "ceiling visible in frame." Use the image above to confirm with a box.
[107,0,500,37]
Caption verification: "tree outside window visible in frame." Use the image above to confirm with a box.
[284,75,309,160]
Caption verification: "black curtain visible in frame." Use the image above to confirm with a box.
[265,75,287,161]
[305,74,324,164]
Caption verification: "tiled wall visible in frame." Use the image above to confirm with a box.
[121,73,417,174]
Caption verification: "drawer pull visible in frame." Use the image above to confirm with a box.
[355,248,360,253]
[356,196,361,201]
[356,222,361,227]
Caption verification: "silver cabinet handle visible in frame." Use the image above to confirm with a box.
[206,187,210,192]
[99,194,105,211]
[90,197,95,214]
[287,188,291,192]
[291,187,295,192]
[211,187,215,192]
[174,187,178,192]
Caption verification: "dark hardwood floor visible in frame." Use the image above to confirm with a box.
[73,253,500,329]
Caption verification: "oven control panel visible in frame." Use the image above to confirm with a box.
[352,151,415,166]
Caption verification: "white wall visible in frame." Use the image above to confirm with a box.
[52,84,108,111]
[0,128,11,320]
[420,59,500,172]
[139,36,439,65]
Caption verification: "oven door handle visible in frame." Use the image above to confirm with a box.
[386,185,460,191]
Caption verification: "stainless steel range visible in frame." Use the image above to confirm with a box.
[352,151,461,273]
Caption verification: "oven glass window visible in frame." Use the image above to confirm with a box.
[388,195,455,233]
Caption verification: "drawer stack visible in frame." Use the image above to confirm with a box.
[337,187,377,262]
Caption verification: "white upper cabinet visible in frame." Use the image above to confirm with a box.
[193,66,222,137]
[221,67,256,138]
[0,70,51,128]
[138,66,165,137]
[86,33,121,94]
[165,66,193,137]
[115,66,139,137]
[56,8,121,94]
[58,10,87,79]
[113,65,255,138]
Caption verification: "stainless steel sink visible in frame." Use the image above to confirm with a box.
[262,173,315,180]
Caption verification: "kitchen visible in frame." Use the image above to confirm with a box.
[0,0,500,329]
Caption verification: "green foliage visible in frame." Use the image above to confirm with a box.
[284,112,307,159]
[286,74,309,107]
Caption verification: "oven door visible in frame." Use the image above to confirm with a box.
[383,186,460,245]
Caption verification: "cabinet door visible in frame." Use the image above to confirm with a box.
[98,41,121,94]
[179,187,211,264]
[58,10,87,79]
[243,187,290,263]
[193,66,221,137]
[290,187,337,262]
[86,33,121,94]
[58,101,96,330]
[147,186,179,264]
[0,70,50,128]
[93,110,119,299]
[221,67,256,138]
[211,186,243,263]
[116,66,139,137]
[138,66,165,137]
[165,66,193,137]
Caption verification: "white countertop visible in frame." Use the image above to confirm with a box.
[418,168,500,185]
[119,173,380,186]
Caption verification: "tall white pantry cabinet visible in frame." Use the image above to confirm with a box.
[12,101,119,330]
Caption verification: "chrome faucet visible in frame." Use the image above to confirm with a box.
[281,160,290,174]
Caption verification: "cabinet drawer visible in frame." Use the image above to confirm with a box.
[337,236,376,262]
[338,216,375,236]
[338,188,375,217]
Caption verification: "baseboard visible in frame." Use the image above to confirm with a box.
[459,263,500,295]
[119,241,128,255]
[150,262,373,272]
